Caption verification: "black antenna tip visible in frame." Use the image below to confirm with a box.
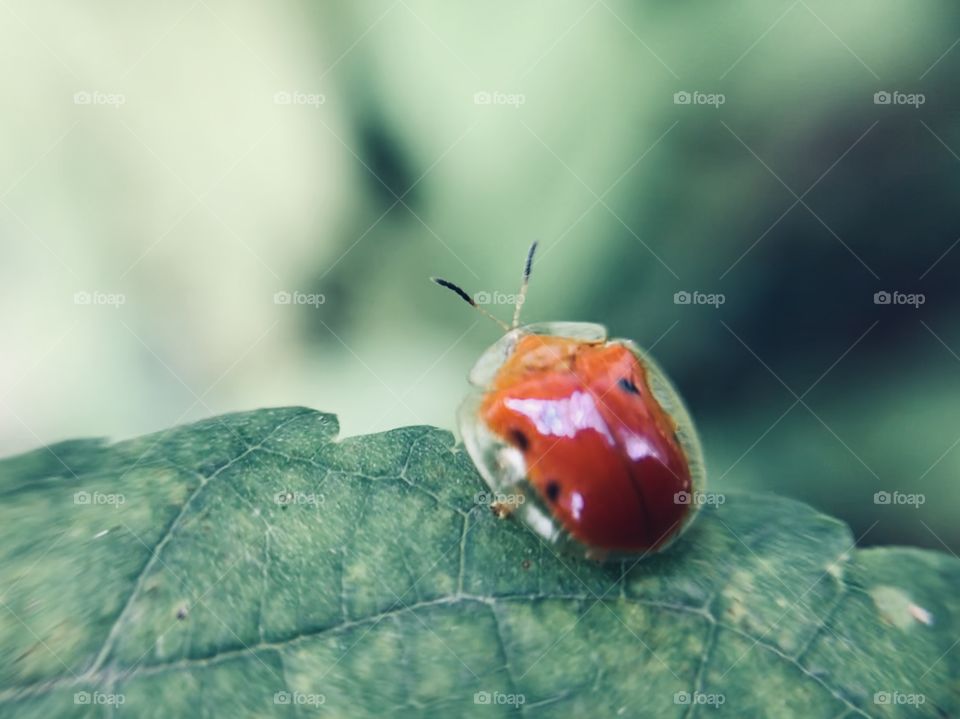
[431,277,476,306]
[524,241,538,279]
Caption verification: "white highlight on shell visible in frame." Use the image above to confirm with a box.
[504,391,614,444]
[570,491,585,521]
[623,433,665,463]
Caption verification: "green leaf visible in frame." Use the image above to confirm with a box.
[0,407,956,718]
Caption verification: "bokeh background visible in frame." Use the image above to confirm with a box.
[2,1,959,554]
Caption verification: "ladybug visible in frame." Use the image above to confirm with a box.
[433,242,705,561]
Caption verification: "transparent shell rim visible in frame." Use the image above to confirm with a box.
[467,321,607,388]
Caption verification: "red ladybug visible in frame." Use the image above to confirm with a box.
[433,243,705,561]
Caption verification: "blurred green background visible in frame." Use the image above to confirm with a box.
[2,1,959,554]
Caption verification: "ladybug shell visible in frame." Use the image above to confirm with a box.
[458,322,704,560]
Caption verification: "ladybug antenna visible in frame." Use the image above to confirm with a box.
[511,240,538,329]
[430,277,510,331]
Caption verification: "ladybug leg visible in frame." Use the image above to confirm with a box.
[490,500,514,519]
[489,488,527,519]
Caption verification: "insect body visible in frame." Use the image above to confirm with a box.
[433,244,704,561]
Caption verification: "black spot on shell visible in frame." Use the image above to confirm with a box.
[509,429,530,451]
[545,481,561,503]
[618,377,640,394]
